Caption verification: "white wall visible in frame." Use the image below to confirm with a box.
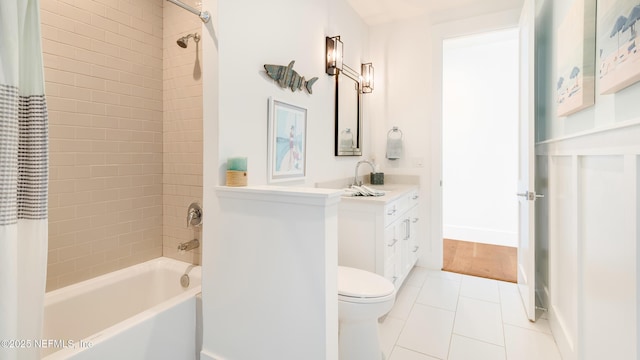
[536,0,640,358]
[442,29,519,247]
[216,0,370,188]
[368,9,522,269]
[204,187,340,360]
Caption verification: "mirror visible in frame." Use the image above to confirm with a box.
[335,72,362,156]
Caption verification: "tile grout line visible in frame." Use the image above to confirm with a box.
[444,275,462,360]
[498,280,509,359]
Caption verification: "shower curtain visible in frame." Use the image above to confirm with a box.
[0,1,49,359]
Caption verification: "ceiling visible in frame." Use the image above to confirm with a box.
[346,0,524,26]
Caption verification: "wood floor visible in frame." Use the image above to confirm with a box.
[442,238,517,283]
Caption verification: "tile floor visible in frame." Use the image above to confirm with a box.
[379,267,562,360]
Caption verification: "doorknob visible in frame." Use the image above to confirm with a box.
[516,191,544,201]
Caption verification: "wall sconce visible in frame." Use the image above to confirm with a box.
[326,36,343,75]
[361,63,374,93]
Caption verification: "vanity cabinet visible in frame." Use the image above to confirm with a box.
[338,186,420,289]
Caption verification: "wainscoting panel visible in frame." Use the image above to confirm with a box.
[537,121,640,360]
[579,155,636,360]
[548,155,577,359]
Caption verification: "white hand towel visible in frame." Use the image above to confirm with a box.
[386,137,402,160]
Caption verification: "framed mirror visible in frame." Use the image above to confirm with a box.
[335,71,362,156]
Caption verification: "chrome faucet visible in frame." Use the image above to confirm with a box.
[186,202,202,228]
[177,239,200,252]
[353,160,376,186]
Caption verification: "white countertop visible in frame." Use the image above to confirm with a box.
[339,183,419,204]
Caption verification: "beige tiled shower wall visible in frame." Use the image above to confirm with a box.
[162,5,203,264]
[42,0,204,291]
[42,0,165,291]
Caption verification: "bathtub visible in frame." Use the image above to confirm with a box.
[41,257,202,360]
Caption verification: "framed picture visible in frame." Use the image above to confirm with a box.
[597,0,640,94]
[267,97,307,182]
[556,0,596,117]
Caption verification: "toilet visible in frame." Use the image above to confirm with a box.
[337,266,396,360]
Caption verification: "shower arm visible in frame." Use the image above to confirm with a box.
[165,0,211,23]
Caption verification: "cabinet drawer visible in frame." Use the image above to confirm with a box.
[384,197,407,226]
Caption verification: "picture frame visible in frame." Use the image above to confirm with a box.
[597,0,640,95]
[555,0,596,117]
[267,97,307,182]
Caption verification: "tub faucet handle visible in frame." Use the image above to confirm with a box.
[187,202,202,228]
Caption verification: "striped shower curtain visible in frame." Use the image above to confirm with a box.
[0,0,49,359]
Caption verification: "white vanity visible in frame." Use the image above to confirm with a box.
[338,184,420,289]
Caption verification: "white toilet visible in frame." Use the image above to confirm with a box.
[337,266,396,360]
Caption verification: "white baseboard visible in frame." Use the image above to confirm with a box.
[549,303,576,360]
[200,349,224,360]
[443,225,517,247]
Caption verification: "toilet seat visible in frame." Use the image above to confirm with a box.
[338,266,395,304]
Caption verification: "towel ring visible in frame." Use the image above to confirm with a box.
[387,126,403,139]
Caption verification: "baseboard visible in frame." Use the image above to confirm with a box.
[200,349,225,360]
[549,303,577,360]
[443,225,517,247]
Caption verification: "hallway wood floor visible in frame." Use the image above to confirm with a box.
[442,239,517,283]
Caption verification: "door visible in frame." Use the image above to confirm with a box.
[517,0,538,322]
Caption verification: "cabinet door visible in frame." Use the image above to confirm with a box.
[407,206,420,266]
[399,217,412,276]
[396,206,420,282]
[383,222,401,286]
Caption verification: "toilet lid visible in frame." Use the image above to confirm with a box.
[338,266,395,299]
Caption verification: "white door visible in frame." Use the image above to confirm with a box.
[517,0,539,322]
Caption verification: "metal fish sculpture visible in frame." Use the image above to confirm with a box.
[264,60,318,94]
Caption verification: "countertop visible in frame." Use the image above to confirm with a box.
[339,183,419,204]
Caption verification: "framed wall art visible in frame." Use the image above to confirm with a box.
[597,0,640,94]
[556,0,596,117]
[267,97,307,182]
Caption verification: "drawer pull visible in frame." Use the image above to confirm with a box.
[404,219,410,240]
[388,239,398,247]
[412,195,419,200]
[387,208,396,216]
[412,217,419,223]
[412,246,419,252]
[392,276,398,284]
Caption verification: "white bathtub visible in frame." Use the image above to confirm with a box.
[41,257,202,360]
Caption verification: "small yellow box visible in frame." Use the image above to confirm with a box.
[226,170,247,187]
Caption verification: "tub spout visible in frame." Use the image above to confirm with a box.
[178,239,200,252]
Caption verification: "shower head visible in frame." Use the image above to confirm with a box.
[177,33,200,48]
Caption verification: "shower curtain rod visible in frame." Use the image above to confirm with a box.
[165,0,211,23]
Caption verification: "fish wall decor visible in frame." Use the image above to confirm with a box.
[264,60,318,94]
